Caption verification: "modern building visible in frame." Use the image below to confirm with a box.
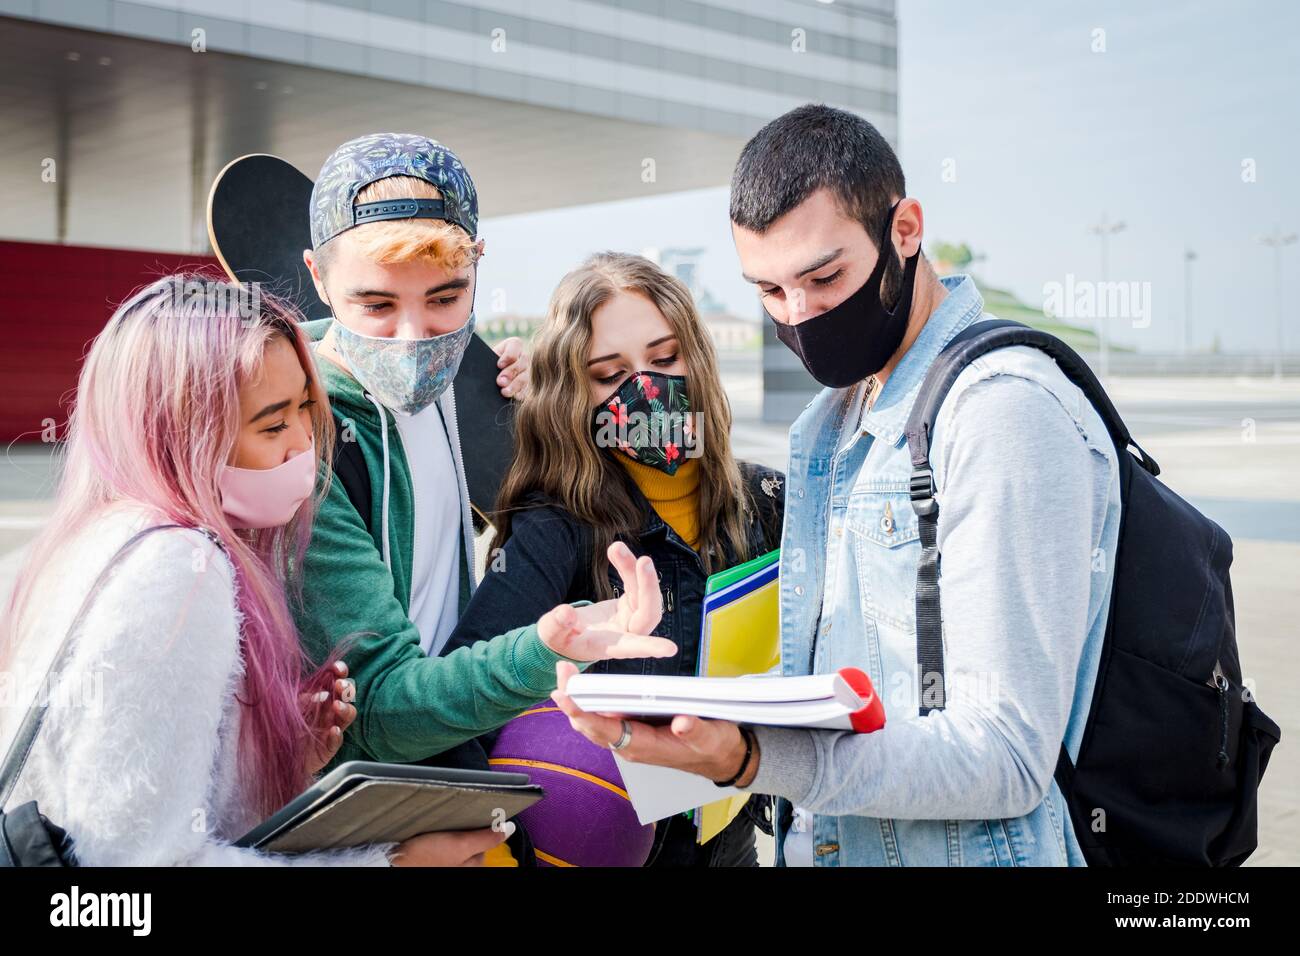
[0,0,900,437]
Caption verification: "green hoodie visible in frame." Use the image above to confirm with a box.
[293,318,590,768]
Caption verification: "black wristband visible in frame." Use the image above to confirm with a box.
[714,724,756,788]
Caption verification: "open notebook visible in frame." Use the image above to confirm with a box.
[564,668,886,830]
[564,670,884,732]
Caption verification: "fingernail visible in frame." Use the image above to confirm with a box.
[315,690,329,703]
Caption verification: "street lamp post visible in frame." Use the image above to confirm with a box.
[1183,248,1196,356]
[1258,229,1297,380]
[1088,214,1127,380]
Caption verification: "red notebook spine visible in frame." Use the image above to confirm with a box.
[838,667,886,733]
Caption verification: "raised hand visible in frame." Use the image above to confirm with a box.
[536,542,676,663]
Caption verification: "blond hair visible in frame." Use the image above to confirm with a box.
[316,175,478,274]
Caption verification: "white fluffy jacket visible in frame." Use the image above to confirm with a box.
[1,505,394,866]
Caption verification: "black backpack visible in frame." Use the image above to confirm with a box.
[331,416,374,533]
[903,319,1280,866]
[331,412,489,537]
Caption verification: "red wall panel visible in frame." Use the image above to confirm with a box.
[0,240,220,444]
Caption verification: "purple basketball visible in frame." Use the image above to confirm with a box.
[489,706,655,867]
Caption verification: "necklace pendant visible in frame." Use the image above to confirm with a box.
[864,375,880,414]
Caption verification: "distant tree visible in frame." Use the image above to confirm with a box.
[929,241,985,275]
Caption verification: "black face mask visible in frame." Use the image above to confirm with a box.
[766,202,921,389]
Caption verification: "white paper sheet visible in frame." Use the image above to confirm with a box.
[612,754,742,826]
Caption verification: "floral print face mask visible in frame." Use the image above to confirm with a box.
[591,370,694,475]
[333,312,476,415]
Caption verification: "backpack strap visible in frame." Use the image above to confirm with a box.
[902,319,1159,717]
[331,411,373,535]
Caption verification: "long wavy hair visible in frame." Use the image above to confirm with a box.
[494,252,755,598]
[1,270,341,816]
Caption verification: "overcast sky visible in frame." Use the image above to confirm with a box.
[477,0,1299,353]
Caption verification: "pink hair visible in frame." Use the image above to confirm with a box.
[2,269,342,816]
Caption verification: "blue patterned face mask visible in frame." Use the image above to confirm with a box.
[333,312,476,415]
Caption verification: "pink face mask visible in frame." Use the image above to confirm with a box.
[219,440,317,529]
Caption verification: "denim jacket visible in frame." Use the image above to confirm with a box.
[739,275,1123,866]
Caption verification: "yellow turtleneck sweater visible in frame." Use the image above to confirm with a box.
[617,455,702,550]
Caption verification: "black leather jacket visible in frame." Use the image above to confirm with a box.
[442,460,786,866]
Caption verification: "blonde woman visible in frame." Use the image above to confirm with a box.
[444,252,786,867]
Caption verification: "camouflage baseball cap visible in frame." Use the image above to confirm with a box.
[309,132,478,249]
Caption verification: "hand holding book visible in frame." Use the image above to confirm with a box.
[549,660,888,826]
[550,661,761,786]
[548,546,887,830]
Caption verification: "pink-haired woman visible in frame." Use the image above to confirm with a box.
[0,274,557,866]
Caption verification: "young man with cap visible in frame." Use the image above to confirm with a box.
[552,104,1123,866]
[292,135,676,862]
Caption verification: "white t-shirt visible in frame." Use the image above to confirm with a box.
[392,401,463,656]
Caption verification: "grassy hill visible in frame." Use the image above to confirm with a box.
[931,241,1118,353]
[975,281,1107,352]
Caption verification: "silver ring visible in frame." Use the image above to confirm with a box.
[608,719,633,751]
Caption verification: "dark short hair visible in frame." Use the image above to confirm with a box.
[729,104,905,249]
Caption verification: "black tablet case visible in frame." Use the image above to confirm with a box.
[236,760,543,853]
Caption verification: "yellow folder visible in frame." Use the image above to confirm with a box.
[695,553,781,844]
